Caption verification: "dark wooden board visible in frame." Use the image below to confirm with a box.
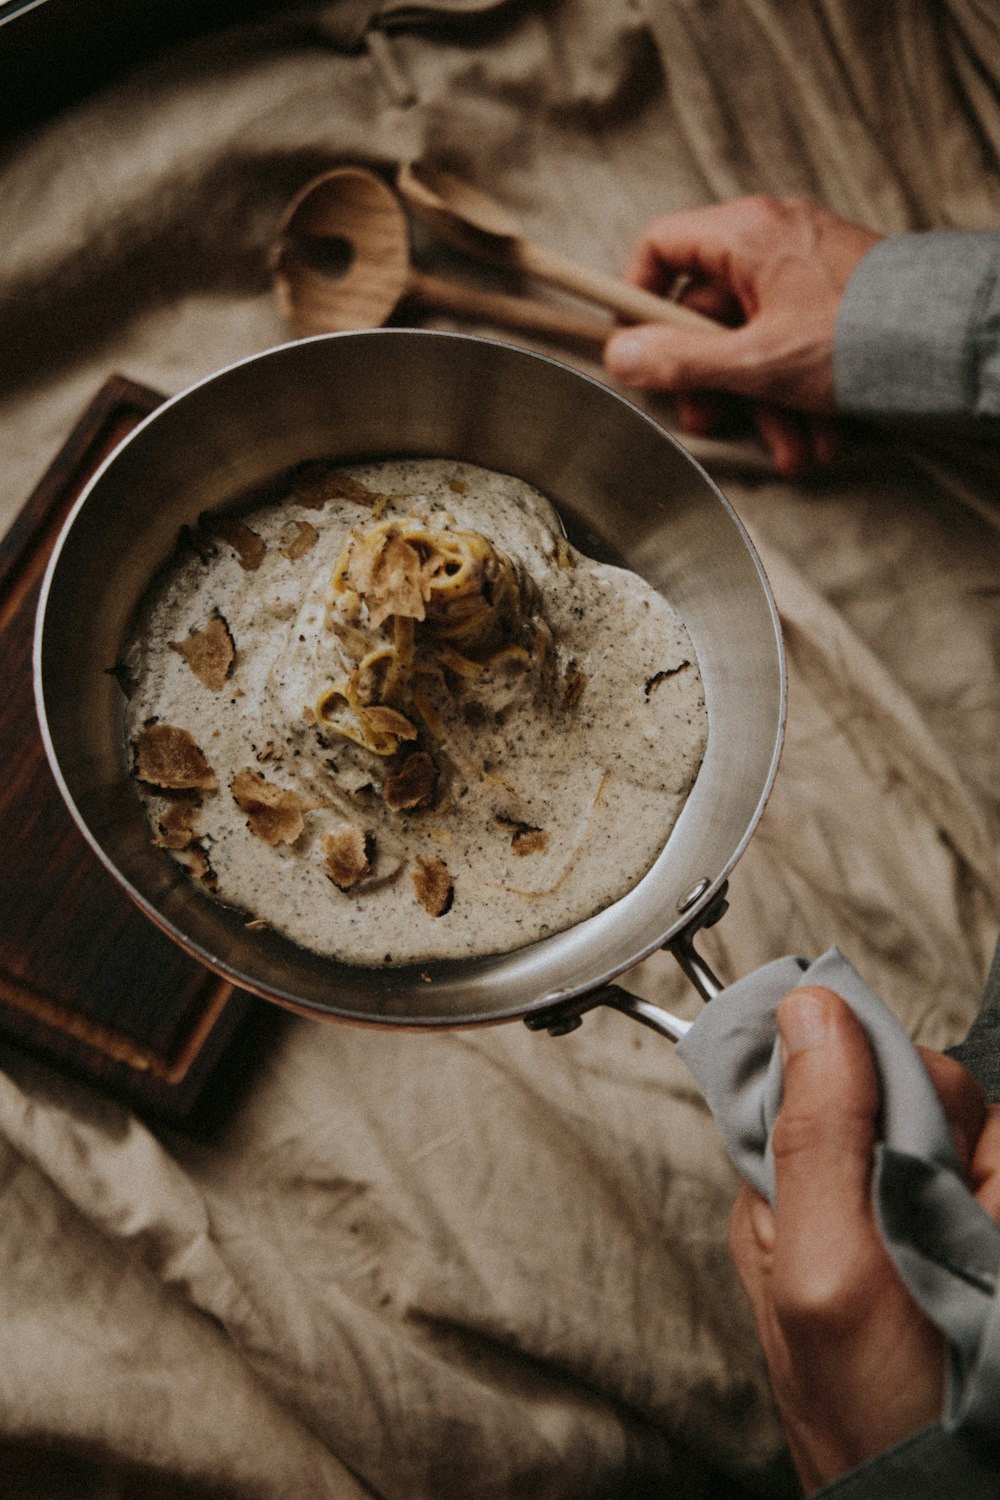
[0,375,256,1122]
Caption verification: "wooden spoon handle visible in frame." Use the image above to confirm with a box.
[405,269,612,345]
[514,241,720,333]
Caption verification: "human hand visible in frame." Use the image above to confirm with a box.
[603,196,882,476]
[728,984,1000,1494]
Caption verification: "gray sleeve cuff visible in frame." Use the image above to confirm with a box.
[833,231,1000,417]
[947,935,1000,1103]
[814,1422,1000,1498]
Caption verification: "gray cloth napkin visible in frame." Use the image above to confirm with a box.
[676,948,1000,1438]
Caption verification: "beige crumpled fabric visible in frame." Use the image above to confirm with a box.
[3,1,1000,1495]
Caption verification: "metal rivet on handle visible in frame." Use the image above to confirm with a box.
[677,877,710,914]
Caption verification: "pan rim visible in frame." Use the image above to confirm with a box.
[34,329,787,1027]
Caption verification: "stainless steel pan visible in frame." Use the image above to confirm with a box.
[34,331,785,1040]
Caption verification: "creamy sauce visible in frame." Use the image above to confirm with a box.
[123,459,707,964]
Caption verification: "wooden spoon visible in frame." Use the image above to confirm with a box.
[273,167,612,345]
[397,162,720,333]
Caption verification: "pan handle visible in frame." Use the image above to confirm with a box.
[523,983,693,1041]
[524,884,729,1040]
[664,884,729,1002]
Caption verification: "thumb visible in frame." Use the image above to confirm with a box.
[604,322,749,395]
[770,986,884,1312]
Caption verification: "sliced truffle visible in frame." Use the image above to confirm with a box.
[384,751,438,812]
[322,825,373,891]
[178,842,216,887]
[135,723,217,791]
[496,814,549,856]
[359,705,418,743]
[513,827,549,856]
[561,664,588,710]
[280,520,319,560]
[169,614,235,691]
[644,661,690,698]
[412,856,453,917]
[202,515,266,571]
[231,767,314,846]
[292,463,380,509]
[347,528,428,630]
[177,522,215,564]
[153,794,202,849]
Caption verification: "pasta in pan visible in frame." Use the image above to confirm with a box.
[123,459,707,965]
[316,517,545,755]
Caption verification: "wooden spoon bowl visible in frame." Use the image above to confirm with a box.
[273,166,612,345]
[273,166,411,336]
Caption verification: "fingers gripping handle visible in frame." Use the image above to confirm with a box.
[676,950,959,1200]
[677,948,1000,1437]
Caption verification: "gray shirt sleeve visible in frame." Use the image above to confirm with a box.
[813,1422,1000,1497]
[833,230,1000,417]
[948,936,1000,1101]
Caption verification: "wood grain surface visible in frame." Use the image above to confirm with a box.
[0,375,256,1122]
